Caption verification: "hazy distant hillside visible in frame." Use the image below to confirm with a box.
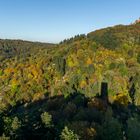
[0,39,55,61]
[0,22,140,139]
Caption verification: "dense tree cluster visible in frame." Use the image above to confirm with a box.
[0,22,140,139]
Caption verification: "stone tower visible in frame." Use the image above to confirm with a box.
[101,82,109,103]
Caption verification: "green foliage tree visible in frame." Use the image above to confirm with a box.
[11,117,21,132]
[41,112,52,128]
[0,134,10,140]
[100,117,123,140]
[126,116,140,140]
[2,116,21,139]
[60,126,79,140]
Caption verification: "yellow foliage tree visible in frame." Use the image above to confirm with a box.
[86,58,92,65]
[114,93,129,106]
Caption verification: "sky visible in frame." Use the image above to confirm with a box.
[0,0,140,43]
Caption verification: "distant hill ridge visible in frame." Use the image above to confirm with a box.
[0,39,55,61]
[87,20,140,49]
[1,19,140,50]
[59,19,140,49]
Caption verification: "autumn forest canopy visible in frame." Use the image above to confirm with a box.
[0,21,140,139]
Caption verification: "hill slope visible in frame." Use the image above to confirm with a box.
[0,39,55,61]
[87,22,140,49]
[0,23,140,139]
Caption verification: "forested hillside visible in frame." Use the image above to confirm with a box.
[0,39,54,61]
[0,22,140,140]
